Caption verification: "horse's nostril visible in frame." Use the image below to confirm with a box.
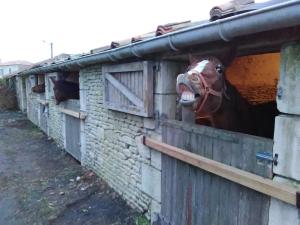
[195,93,200,98]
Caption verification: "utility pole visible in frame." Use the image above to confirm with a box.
[42,40,54,59]
[50,42,53,59]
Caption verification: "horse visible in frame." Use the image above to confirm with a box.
[50,77,79,105]
[32,83,45,93]
[176,56,278,138]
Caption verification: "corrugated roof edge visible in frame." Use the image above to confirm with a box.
[20,0,300,76]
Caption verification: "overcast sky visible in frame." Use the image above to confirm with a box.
[0,0,266,63]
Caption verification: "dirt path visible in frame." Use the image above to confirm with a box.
[0,111,142,225]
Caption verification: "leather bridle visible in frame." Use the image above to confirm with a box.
[188,69,224,114]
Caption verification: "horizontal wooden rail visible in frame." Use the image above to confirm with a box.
[37,99,48,106]
[143,136,300,208]
[59,108,87,120]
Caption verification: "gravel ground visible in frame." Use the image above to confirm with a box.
[0,110,143,225]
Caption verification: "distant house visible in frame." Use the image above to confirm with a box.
[0,60,32,78]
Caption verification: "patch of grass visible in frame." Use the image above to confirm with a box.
[135,215,150,225]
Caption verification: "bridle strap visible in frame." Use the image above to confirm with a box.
[194,72,223,114]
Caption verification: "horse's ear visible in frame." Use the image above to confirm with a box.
[50,77,56,84]
[219,44,237,67]
[188,54,199,65]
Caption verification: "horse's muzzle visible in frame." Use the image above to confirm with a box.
[176,73,199,106]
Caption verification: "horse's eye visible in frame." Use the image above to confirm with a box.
[216,65,223,74]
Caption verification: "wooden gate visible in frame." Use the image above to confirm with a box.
[39,104,48,133]
[156,120,273,225]
[63,100,81,162]
[65,115,81,161]
[38,94,48,134]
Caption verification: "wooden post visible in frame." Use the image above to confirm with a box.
[181,106,195,124]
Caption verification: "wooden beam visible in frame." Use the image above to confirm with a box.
[143,136,299,207]
[103,62,144,73]
[105,73,143,107]
[59,108,87,120]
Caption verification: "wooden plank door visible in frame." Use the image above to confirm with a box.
[39,104,48,134]
[65,114,81,162]
[157,121,273,225]
[103,61,153,117]
[64,100,81,162]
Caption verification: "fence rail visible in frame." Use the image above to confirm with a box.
[143,136,299,207]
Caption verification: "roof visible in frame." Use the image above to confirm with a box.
[210,0,291,20]
[0,60,32,66]
[1,65,32,79]
[19,0,300,76]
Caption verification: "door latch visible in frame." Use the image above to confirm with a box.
[256,152,278,166]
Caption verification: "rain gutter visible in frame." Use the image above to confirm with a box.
[21,0,300,75]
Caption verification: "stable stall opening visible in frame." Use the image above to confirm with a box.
[155,53,280,225]
[21,77,27,112]
[48,71,80,105]
[30,74,46,96]
[33,74,48,134]
[56,71,82,163]
[176,52,280,139]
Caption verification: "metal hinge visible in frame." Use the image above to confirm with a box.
[154,63,160,72]
[256,152,278,166]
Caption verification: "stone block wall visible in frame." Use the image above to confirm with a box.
[17,60,185,223]
[15,77,27,113]
[45,73,64,148]
[47,98,64,147]
[23,73,64,148]
[26,92,40,126]
[15,77,22,110]
[80,64,165,219]
[79,61,185,222]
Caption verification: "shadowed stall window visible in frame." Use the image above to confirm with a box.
[175,53,279,139]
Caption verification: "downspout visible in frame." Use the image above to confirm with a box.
[21,0,300,75]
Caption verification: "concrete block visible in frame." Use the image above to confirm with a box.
[143,118,155,130]
[80,89,87,111]
[151,150,161,171]
[277,42,300,114]
[268,176,300,225]
[136,135,151,160]
[273,115,300,180]
[141,164,161,202]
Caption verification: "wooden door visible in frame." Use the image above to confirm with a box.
[155,120,273,225]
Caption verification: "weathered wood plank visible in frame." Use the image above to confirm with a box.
[105,73,143,107]
[102,61,153,117]
[102,61,144,73]
[59,108,87,120]
[143,61,154,116]
[159,122,276,225]
[39,104,48,133]
[145,136,297,206]
[65,114,81,162]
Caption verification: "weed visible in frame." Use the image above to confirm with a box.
[135,215,149,225]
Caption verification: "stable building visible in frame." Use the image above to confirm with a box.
[12,1,300,224]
